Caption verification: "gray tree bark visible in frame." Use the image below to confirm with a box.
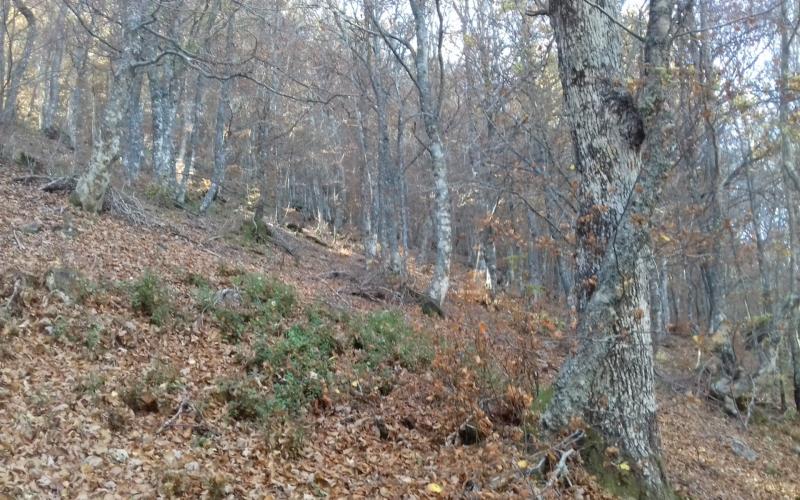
[122,73,145,178]
[541,0,675,496]
[0,0,36,122]
[199,14,235,214]
[39,3,66,132]
[71,1,142,212]
[355,103,379,263]
[147,58,182,192]
[66,45,89,155]
[365,0,402,273]
[0,0,7,115]
[409,0,451,307]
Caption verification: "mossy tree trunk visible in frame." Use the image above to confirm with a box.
[541,0,675,497]
[71,2,142,212]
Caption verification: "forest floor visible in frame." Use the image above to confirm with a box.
[1,151,800,498]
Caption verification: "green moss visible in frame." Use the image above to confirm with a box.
[531,385,554,414]
[579,427,676,500]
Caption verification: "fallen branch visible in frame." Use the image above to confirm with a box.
[157,396,215,436]
[3,278,23,312]
[12,174,53,185]
[105,188,163,228]
[299,228,330,248]
[42,176,77,193]
[542,448,575,494]
[12,230,25,250]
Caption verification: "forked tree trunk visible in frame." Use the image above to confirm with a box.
[541,0,674,496]
[71,2,142,212]
[71,77,130,211]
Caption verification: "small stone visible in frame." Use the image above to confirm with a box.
[103,480,117,490]
[730,438,758,462]
[19,222,42,234]
[793,445,800,456]
[129,458,144,469]
[184,461,200,473]
[109,449,129,464]
[83,455,103,468]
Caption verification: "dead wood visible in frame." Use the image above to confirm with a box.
[42,176,77,193]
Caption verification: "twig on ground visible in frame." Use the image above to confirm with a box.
[157,396,215,436]
[541,448,576,496]
[4,278,23,312]
[12,230,25,250]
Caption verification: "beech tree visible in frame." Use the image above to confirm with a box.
[1,0,797,431]
[539,0,675,495]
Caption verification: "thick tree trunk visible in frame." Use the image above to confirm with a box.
[147,59,182,192]
[71,2,141,212]
[779,0,800,411]
[122,73,145,178]
[410,0,451,307]
[178,73,208,203]
[1,0,36,122]
[71,71,132,212]
[542,0,674,496]
[355,104,379,264]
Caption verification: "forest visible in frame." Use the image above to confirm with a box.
[1,0,799,497]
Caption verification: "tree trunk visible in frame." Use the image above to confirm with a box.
[39,3,66,132]
[71,2,142,212]
[1,0,36,122]
[147,59,181,192]
[66,44,89,155]
[0,0,7,115]
[409,0,451,307]
[122,73,145,178]
[365,1,401,273]
[199,15,235,214]
[355,104,378,263]
[71,71,132,211]
[542,0,674,496]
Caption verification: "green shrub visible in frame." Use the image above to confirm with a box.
[183,272,211,289]
[85,323,104,351]
[219,379,272,421]
[121,359,181,413]
[129,271,172,325]
[144,183,176,208]
[193,273,297,343]
[74,372,106,397]
[224,318,337,421]
[352,310,433,371]
[246,321,336,416]
[234,273,296,319]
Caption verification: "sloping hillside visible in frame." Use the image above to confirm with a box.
[1,161,799,498]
